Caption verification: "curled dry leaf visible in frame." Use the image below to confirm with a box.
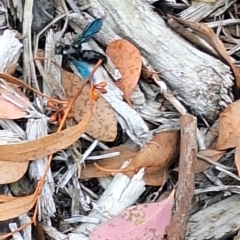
[81,131,180,186]
[89,189,175,240]
[169,15,240,87]
[214,100,240,175]
[61,68,117,142]
[0,192,37,221]
[106,39,142,106]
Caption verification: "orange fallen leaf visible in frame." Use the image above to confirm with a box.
[0,192,37,221]
[61,68,117,142]
[90,189,175,240]
[81,131,180,186]
[215,100,240,150]
[0,109,92,162]
[214,100,240,175]
[169,16,240,87]
[0,161,28,184]
[106,39,142,106]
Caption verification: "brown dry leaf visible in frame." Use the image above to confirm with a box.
[94,145,139,161]
[214,100,240,175]
[235,146,240,175]
[0,87,29,119]
[61,68,117,142]
[0,109,92,161]
[80,145,138,179]
[81,131,180,186]
[0,192,37,221]
[0,161,28,184]
[195,149,225,173]
[0,195,16,203]
[0,73,93,162]
[215,100,240,150]
[106,39,142,106]
[169,15,240,87]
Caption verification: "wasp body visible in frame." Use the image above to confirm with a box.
[56,18,107,75]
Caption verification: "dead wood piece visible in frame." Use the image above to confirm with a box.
[32,0,55,33]
[179,0,235,22]
[186,194,240,240]
[167,114,197,240]
[85,0,234,122]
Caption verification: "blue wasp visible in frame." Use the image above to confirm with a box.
[56,18,107,79]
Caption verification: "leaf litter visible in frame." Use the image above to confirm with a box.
[2,1,240,240]
[106,39,142,106]
[82,131,179,186]
[61,68,117,142]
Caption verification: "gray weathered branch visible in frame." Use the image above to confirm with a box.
[186,194,240,239]
[77,0,234,121]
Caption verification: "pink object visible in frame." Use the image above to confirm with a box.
[90,190,175,240]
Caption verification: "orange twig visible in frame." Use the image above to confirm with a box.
[0,73,68,105]
[0,221,33,240]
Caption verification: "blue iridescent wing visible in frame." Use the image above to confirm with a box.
[71,57,96,83]
[71,58,90,79]
[74,18,103,45]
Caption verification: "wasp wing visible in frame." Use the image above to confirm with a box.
[74,18,103,45]
[71,57,98,84]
